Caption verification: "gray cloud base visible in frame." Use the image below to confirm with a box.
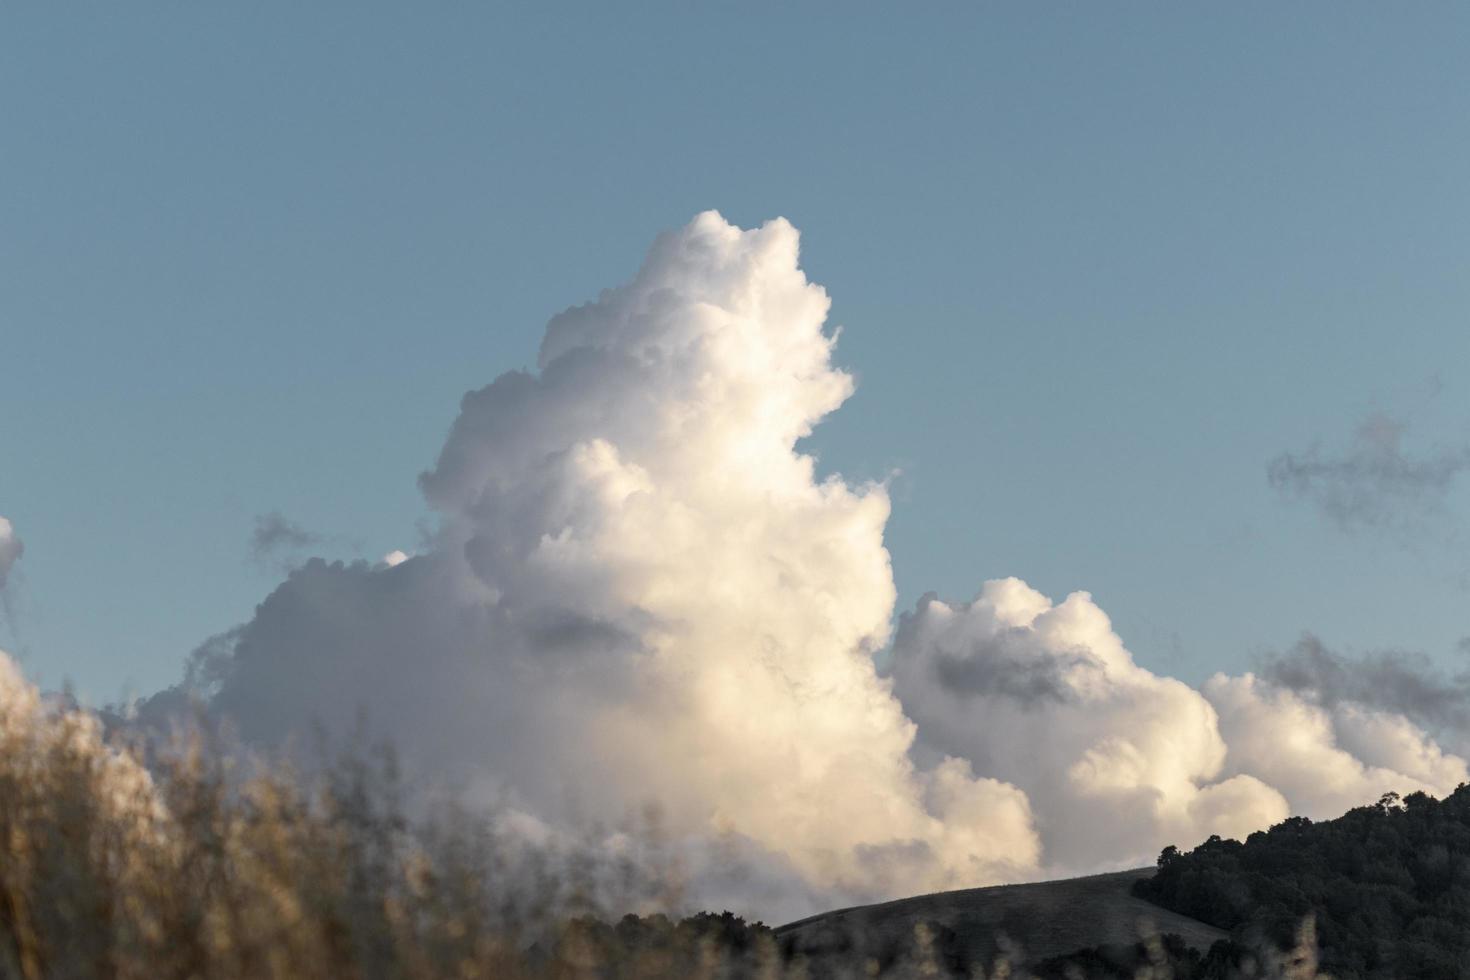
[1259,634,1470,736]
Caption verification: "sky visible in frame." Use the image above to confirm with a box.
[3,3,1470,917]
[5,2,1466,702]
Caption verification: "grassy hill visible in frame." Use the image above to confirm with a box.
[777,868,1227,971]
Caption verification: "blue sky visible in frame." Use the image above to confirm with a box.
[3,3,1468,702]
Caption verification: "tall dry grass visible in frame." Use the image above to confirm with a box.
[0,654,1332,980]
[0,654,750,980]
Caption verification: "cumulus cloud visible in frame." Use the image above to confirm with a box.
[0,517,23,589]
[1204,672,1469,820]
[888,580,1470,872]
[888,580,1291,871]
[193,212,1041,915]
[1268,412,1470,532]
[141,212,1470,919]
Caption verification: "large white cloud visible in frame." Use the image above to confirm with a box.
[126,212,1470,918]
[193,212,1040,913]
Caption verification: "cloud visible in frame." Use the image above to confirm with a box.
[0,517,23,589]
[1258,634,1470,735]
[1204,672,1469,820]
[140,212,1470,919]
[889,580,1470,869]
[190,212,1041,917]
[249,512,324,562]
[0,647,158,824]
[887,580,1291,871]
[1267,412,1470,532]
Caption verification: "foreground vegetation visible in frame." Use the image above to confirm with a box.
[0,658,1338,978]
[2,661,999,979]
[0,661,757,979]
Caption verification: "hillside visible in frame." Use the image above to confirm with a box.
[777,868,1227,971]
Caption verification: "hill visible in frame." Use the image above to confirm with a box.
[777,867,1227,972]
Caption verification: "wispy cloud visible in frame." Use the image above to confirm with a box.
[249,512,324,563]
[1268,412,1470,532]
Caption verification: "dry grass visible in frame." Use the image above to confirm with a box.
[0,657,710,980]
[0,658,1332,980]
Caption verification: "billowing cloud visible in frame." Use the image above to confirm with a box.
[888,581,1470,873]
[0,517,23,589]
[1205,672,1469,820]
[135,213,1470,919]
[1268,412,1470,532]
[888,580,1291,871]
[192,213,1041,913]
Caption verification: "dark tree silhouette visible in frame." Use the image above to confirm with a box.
[1136,783,1470,979]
